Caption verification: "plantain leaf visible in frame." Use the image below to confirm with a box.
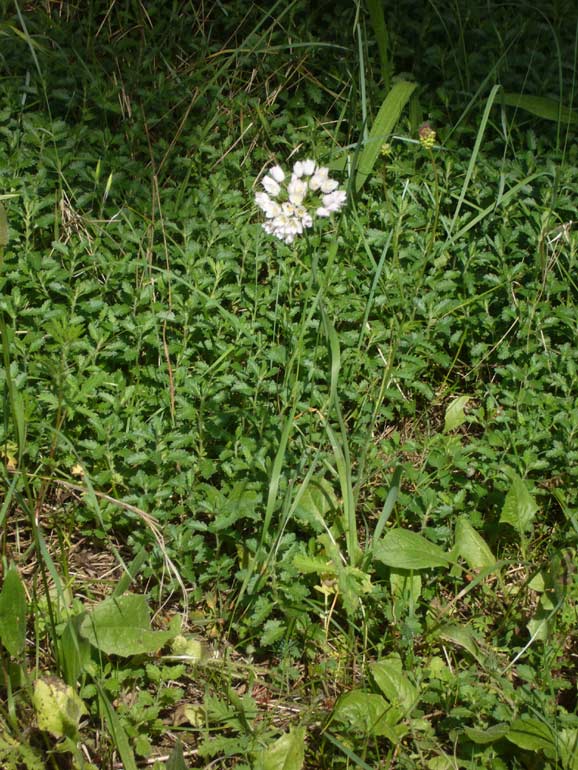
[79,594,178,656]
[455,517,496,569]
[374,528,453,569]
[254,727,306,770]
[443,395,471,432]
[502,92,578,125]
[0,566,27,656]
[499,471,538,535]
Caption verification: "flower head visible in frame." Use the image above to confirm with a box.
[255,159,346,244]
[418,123,437,150]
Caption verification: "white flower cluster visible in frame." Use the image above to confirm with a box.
[255,160,347,244]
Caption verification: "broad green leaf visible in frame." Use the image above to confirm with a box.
[502,92,578,125]
[295,478,337,530]
[255,727,306,770]
[0,566,27,656]
[0,201,7,246]
[436,624,486,667]
[374,529,453,569]
[499,472,538,534]
[443,395,471,432]
[370,654,418,711]
[506,717,556,753]
[332,691,405,741]
[355,81,417,192]
[32,677,86,739]
[559,728,578,770]
[79,594,177,656]
[464,723,509,744]
[454,518,496,569]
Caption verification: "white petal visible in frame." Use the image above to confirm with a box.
[293,161,304,178]
[302,159,316,176]
[316,206,331,217]
[269,165,285,182]
[255,191,271,209]
[262,175,281,196]
[287,177,307,206]
[320,178,339,193]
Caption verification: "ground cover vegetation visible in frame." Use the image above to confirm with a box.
[0,0,577,767]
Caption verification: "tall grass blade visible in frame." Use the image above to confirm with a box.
[449,84,501,235]
[355,80,417,193]
[365,0,392,89]
[372,466,402,544]
[321,310,360,566]
[96,684,138,770]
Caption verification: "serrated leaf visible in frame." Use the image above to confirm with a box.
[293,553,335,576]
[374,529,453,569]
[454,518,496,569]
[499,472,538,534]
[370,654,418,711]
[254,727,306,770]
[444,395,471,432]
[79,594,177,656]
[355,81,417,192]
[0,566,27,656]
[502,92,578,124]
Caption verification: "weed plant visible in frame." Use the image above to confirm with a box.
[0,0,577,768]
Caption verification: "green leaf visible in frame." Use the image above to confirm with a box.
[355,81,417,192]
[370,654,419,711]
[435,624,487,667]
[254,727,306,770]
[32,677,86,739]
[332,691,404,741]
[374,529,453,569]
[166,741,188,770]
[293,553,336,576]
[454,518,496,569]
[443,395,471,432]
[0,201,8,246]
[464,723,509,744]
[499,471,538,534]
[79,594,177,656]
[506,716,556,753]
[366,0,392,88]
[502,92,578,125]
[0,566,27,656]
[97,684,138,770]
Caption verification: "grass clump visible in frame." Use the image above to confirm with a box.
[1,0,578,768]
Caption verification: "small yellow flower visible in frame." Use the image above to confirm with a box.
[419,122,437,150]
[380,142,393,158]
